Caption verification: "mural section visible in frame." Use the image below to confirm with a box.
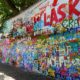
[0,0,80,79]
[3,0,80,36]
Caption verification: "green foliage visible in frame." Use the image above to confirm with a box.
[0,0,38,31]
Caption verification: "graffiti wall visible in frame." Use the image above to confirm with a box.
[1,0,80,79]
[0,31,80,78]
[3,0,80,36]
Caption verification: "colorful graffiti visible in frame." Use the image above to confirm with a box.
[0,29,80,78]
[1,0,80,79]
[9,18,80,37]
[3,0,80,36]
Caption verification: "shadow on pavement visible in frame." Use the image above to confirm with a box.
[0,63,53,80]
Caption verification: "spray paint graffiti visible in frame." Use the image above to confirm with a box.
[1,0,80,79]
[3,0,80,36]
[0,30,80,78]
[62,18,80,29]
